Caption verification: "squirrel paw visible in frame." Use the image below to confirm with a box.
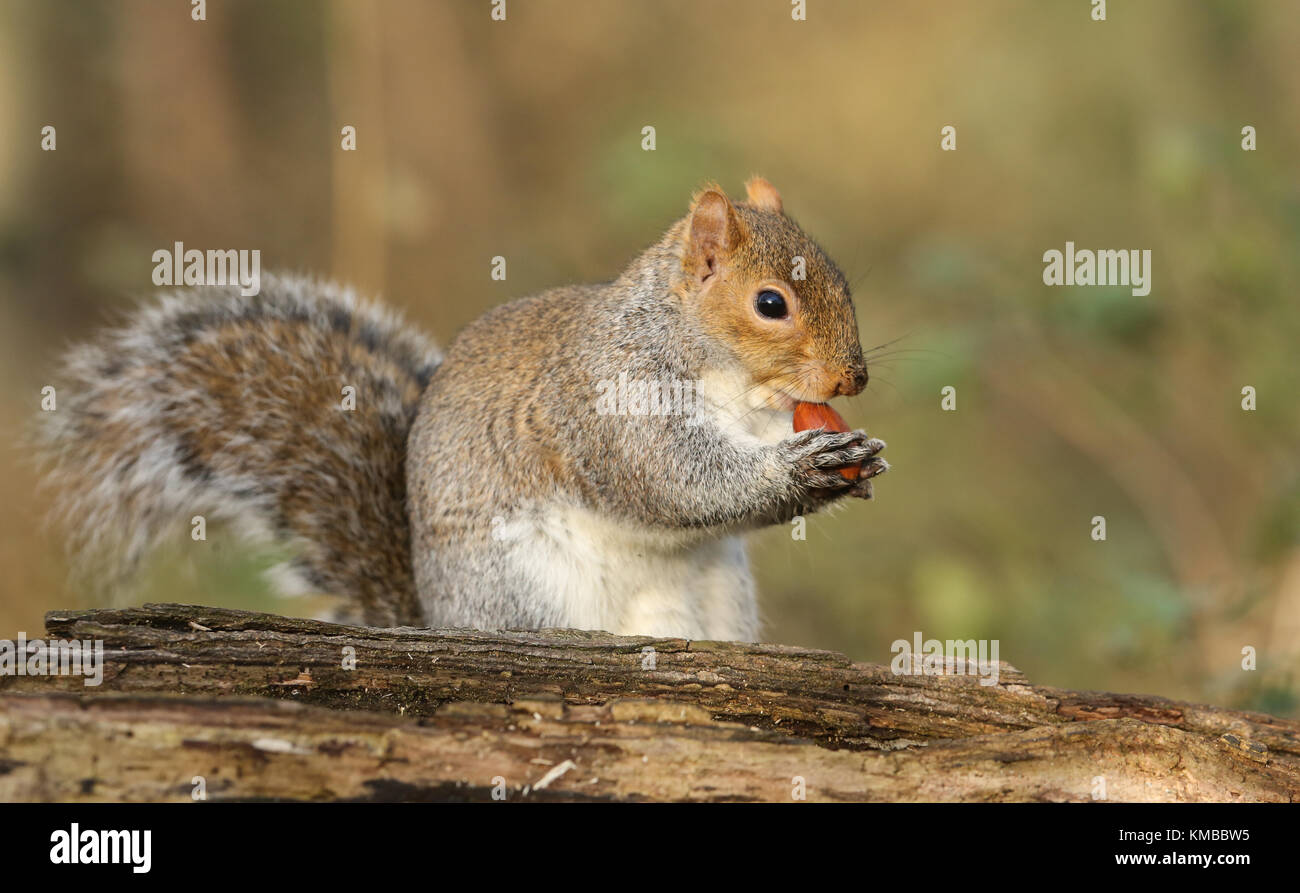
[780,429,876,494]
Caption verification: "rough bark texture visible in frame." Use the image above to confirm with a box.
[0,603,1295,802]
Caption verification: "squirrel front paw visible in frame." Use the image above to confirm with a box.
[779,429,882,498]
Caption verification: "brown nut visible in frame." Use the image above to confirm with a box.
[792,402,861,481]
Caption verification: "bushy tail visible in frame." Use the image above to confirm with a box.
[37,274,440,626]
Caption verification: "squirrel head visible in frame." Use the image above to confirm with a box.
[675,177,866,407]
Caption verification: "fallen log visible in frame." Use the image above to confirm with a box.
[0,603,1294,801]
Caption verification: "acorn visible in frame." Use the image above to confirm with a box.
[792,402,861,480]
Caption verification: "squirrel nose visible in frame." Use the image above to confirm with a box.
[835,365,868,397]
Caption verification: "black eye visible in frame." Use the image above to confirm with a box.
[755,289,788,319]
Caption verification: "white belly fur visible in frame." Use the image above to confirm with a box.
[515,505,758,640]
[696,367,794,448]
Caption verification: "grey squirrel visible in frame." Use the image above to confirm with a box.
[39,178,888,640]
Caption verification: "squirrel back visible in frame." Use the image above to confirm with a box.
[38,275,439,626]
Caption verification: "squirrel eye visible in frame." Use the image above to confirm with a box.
[755,289,788,320]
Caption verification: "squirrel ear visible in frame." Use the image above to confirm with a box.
[744,176,783,213]
[686,187,744,280]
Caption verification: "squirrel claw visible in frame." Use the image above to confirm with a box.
[847,457,888,500]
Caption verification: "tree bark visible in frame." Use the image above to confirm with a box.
[0,603,1294,802]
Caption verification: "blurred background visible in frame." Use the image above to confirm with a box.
[0,0,1296,714]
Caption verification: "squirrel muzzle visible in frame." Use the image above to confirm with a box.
[834,363,868,397]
